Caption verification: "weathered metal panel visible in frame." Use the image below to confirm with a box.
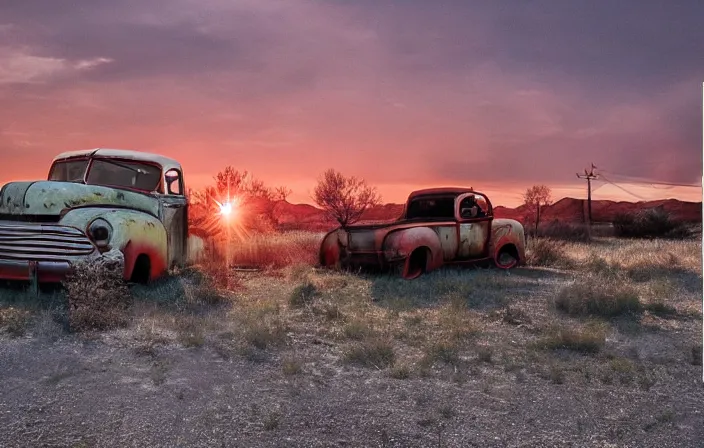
[457,221,489,258]
[0,182,35,214]
[348,230,377,252]
[0,181,160,217]
[434,225,458,260]
[160,197,188,268]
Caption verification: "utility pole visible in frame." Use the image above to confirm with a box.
[576,163,599,227]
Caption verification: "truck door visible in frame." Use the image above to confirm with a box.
[160,168,188,269]
[455,193,491,259]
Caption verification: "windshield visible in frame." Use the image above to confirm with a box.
[405,195,456,220]
[49,159,90,182]
[86,158,162,191]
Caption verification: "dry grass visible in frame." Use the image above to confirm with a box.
[537,321,608,353]
[226,231,325,269]
[0,306,34,337]
[344,338,396,369]
[525,238,575,268]
[553,274,642,318]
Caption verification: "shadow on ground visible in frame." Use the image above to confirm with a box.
[367,266,557,312]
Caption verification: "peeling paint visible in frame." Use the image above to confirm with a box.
[0,181,160,217]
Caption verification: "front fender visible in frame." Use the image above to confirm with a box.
[60,207,168,280]
[383,227,443,273]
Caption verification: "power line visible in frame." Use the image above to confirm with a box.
[597,168,701,188]
[598,174,650,201]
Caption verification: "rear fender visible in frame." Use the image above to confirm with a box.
[319,228,348,268]
[489,219,526,267]
[383,227,443,273]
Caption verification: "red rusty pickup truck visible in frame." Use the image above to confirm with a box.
[319,187,526,279]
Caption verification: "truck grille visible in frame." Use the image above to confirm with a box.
[0,222,96,261]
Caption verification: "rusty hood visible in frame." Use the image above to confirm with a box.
[0,181,160,217]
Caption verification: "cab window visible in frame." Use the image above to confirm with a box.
[459,195,489,219]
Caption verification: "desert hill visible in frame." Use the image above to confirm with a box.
[273,197,701,231]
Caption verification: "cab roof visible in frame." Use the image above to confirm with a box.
[407,187,478,200]
[52,148,182,171]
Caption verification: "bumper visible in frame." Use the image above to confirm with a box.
[0,259,73,283]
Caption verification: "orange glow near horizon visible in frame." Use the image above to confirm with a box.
[0,172,700,209]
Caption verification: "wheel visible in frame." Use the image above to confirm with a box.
[495,247,518,269]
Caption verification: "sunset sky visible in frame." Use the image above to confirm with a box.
[0,0,702,207]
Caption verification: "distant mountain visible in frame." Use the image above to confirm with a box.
[274,197,702,231]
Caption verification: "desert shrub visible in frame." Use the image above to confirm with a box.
[538,323,607,353]
[0,306,33,337]
[582,254,620,277]
[554,276,641,318]
[182,264,233,306]
[343,320,374,340]
[390,363,411,379]
[643,301,677,317]
[62,253,132,332]
[613,207,691,239]
[526,238,574,268]
[288,280,318,308]
[238,311,289,350]
[344,339,396,368]
[501,306,531,325]
[421,340,460,366]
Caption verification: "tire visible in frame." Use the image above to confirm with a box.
[495,246,519,269]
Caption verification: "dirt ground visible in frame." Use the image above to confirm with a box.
[1,237,702,447]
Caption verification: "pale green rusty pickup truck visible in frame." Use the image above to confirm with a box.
[0,148,203,284]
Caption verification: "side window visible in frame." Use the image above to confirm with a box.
[165,169,183,195]
[459,195,489,219]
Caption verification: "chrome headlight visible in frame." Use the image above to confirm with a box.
[87,218,113,248]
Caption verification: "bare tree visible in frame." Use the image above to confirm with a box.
[274,186,293,201]
[523,184,553,235]
[313,169,381,228]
